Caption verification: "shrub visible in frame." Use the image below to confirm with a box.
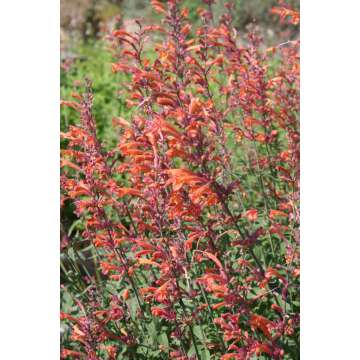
[60,1,299,359]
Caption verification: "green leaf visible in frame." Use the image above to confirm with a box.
[157,332,169,350]
[146,321,157,343]
[188,343,196,357]
[200,347,211,360]
[67,219,83,237]
[126,296,139,320]
[193,325,205,341]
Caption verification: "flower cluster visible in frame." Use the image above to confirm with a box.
[61,1,299,359]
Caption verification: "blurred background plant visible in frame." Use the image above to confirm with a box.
[61,0,299,46]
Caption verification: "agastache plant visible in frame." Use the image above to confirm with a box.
[61,1,299,359]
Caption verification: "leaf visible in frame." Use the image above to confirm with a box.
[187,343,196,357]
[193,325,204,341]
[157,332,169,349]
[200,347,211,360]
[146,321,158,343]
[126,296,139,320]
[67,219,83,237]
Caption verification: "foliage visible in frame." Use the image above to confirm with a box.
[60,1,299,359]
[61,41,130,148]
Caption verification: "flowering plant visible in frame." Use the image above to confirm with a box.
[61,1,299,358]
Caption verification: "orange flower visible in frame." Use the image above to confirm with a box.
[269,209,288,219]
[244,209,258,221]
[61,349,83,359]
[151,307,176,321]
[189,97,202,114]
[250,314,274,339]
